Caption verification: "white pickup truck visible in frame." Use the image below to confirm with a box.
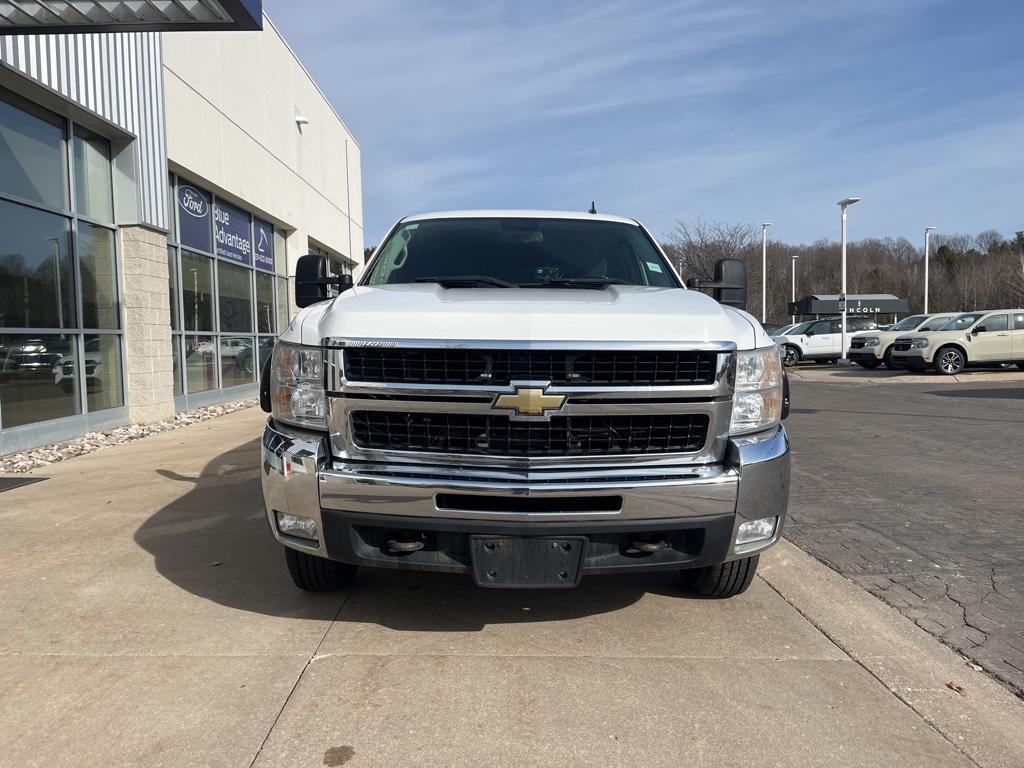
[260,211,790,597]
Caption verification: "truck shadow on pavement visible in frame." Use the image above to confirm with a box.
[134,438,692,630]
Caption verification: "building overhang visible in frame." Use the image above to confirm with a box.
[0,0,262,34]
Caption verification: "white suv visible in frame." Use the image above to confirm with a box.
[891,310,1024,374]
[847,313,955,370]
[774,317,879,367]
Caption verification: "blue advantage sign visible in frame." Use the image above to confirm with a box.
[253,218,274,272]
[214,199,253,266]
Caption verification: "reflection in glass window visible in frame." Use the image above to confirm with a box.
[180,251,214,332]
[220,336,254,387]
[167,248,179,331]
[171,335,182,397]
[0,95,67,210]
[79,223,118,329]
[255,272,274,334]
[277,277,289,332]
[73,127,113,222]
[0,200,75,329]
[184,335,216,393]
[257,337,275,375]
[0,333,79,428]
[83,334,123,412]
[218,261,253,333]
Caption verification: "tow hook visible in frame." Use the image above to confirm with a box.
[384,533,426,555]
[626,536,669,555]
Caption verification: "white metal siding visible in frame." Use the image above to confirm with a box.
[0,30,168,230]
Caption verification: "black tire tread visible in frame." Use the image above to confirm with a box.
[682,555,759,598]
[284,546,357,591]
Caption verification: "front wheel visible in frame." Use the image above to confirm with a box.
[934,346,966,375]
[883,346,896,370]
[1017,362,1024,371]
[681,555,759,598]
[781,345,800,367]
[284,546,357,591]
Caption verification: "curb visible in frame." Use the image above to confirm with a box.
[760,540,1024,768]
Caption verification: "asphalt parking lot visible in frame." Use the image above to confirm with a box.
[786,364,1024,697]
[2,385,1024,767]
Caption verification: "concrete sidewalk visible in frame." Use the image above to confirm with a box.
[1,407,1022,767]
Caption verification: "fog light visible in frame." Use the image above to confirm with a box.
[736,516,777,545]
[275,511,318,541]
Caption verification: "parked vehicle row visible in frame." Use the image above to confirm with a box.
[770,309,1024,375]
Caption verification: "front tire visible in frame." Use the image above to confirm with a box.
[1017,362,1024,371]
[781,345,800,367]
[883,345,896,370]
[934,346,966,375]
[681,555,759,598]
[284,546,357,591]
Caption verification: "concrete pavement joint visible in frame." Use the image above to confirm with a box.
[757,574,985,768]
[247,589,354,768]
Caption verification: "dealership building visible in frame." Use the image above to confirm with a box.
[0,6,363,453]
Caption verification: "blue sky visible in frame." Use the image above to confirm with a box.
[266,1,1024,247]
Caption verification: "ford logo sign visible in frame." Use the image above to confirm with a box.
[178,185,209,218]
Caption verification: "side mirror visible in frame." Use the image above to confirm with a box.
[805,330,815,336]
[684,258,748,309]
[973,326,986,334]
[294,253,354,308]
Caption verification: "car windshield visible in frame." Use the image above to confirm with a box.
[940,313,984,331]
[919,316,952,331]
[784,321,813,335]
[891,315,925,331]
[363,217,679,288]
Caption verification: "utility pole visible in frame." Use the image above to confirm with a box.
[923,226,935,314]
[761,223,772,323]
[837,198,861,364]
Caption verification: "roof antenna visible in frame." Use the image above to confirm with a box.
[588,201,597,215]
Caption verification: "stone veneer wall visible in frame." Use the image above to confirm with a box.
[119,225,175,423]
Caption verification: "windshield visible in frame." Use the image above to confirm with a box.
[919,316,952,331]
[940,313,984,331]
[891,315,925,331]
[363,217,679,288]
[784,321,813,335]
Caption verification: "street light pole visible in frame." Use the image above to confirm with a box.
[923,226,935,314]
[790,255,799,325]
[761,223,772,323]
[837,197,861,364]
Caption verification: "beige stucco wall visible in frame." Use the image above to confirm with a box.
[161,15,363,298]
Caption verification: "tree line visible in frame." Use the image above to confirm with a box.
[661,217,1024,322]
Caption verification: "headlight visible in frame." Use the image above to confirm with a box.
[271,342,326,430]
[910,337,930,349]
[730,347,784,435]
[861,336,880,348]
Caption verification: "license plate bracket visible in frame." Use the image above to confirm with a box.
[470,535,586,588]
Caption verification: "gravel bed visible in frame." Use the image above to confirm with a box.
[0,399,259,474]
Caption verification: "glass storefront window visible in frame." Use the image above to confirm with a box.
[218,261,253,333]
[0,200,75,329]
[181,251,214,332]
[257,337,275,375]
[0,333,79,428]
[72,127,113,222]
[78,222,119,329]
[184,335,216,393]
[274,229,287,274]
[0,94,67,210]
[255,272,274,334]
[277,276,289,332]
[167,248,179,331]
[171,336,182,397]
[83,334,123,412]
[220,336,254,387]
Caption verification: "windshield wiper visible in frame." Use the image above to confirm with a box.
[413,275,516,288]
[519,277,631,289]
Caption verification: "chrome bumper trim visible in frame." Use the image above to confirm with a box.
[261,419,789,559]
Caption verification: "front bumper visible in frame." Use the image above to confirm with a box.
[261,418,790,576]
[890,351,930,369]
[847,349,881,363]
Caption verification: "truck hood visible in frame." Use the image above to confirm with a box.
[281,284,771,350]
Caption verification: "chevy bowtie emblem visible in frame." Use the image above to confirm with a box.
[493,387,566,417]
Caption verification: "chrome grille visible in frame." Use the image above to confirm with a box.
[341,347,718,387]
[350,411,710,457]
